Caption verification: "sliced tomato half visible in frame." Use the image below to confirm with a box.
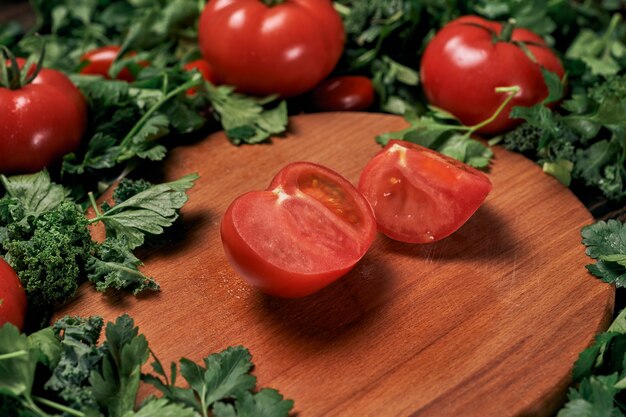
[358,140,493,243]
[221,162,377,297]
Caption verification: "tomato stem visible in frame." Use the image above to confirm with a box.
[497,18,517,43]
[465,86,520,134]
[0,39,45,90]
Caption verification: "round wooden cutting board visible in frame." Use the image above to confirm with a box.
[57,113,614,416]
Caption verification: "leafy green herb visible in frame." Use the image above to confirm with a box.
[581,220,626,287]
[88,173,198,250]
[145,345,294,416]
[0,315,292,417]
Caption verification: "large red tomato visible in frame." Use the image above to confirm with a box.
[0,59,87,174]
[0,258,27,331]
[221,162,376,298]
[198,0,345,98]
[420,15,565,135]
[358,140,492,244]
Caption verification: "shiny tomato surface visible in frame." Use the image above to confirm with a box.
[0,258,27,331]
[221,162,376,297]
[198,0,345,98]
[420,15,565,134]
[358,140,492,243]
[79,45,142,81]
[0,59,87,174]
[311,76,375,111]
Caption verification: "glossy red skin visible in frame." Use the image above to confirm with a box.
[0,258,27,331]
[198,0,345,98]
[420,15,565,135]
[184,59,219,95]
[80,46,140,82]
[0,59,87,174]
[221,162,376,298]
[358,140,493,243]
[311,76,375,111]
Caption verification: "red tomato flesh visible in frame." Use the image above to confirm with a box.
[221,162,376,297]
[358,140,492,243]
[0,258,27,331]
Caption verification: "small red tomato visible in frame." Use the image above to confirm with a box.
[0,258,27,331]
[358,140,492,243]
[79,45,144,82]
[221,162,377,298]
[0,58,87,174]
[420,15,565,134]
[183,59,218,95]
[311,76,375,111]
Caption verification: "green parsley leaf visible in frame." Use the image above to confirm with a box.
[90,314,150,417]
[581,220,626,287]
[91,174,198,249]
[212,389,294,417]
[0,324,36,398]
[129,398,196,417]
[0,171,68,219]
[206,85,288,145]
[557,374,624,417]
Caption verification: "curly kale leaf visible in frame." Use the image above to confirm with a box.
[2,201,94,325]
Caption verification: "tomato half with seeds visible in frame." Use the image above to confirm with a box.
[221,162,377,297]
[358,140,492,243]
[0,258,27,330]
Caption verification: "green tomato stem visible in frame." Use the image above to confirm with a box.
[465,85,521,135]
[497,18,517,43]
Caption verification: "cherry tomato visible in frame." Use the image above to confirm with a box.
[79,45,145,82]
[0,258,27,331]
[221,162,377,297]
[198,0,345,98]
[183,59,218,95]
[420,15,565,135]
[0,59,87,174]
[310,76,375,111]
[358,140,492,243]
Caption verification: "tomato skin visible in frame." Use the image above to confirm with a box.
[0,258,27,331]
[358,140,492,244]
[420,15,565,135]
[198,0,345,98]
[0,59,87,174]
[183,59,218,95]
[310,76,375,111]
[79,46,142,82]
[221,162,376,298]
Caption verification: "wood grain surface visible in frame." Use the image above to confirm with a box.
[57,112,615,417]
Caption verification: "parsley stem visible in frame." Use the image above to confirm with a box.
[0,349,28,360]
[32,396,86,417]
[87,191,102,223]
[117,74,204,158]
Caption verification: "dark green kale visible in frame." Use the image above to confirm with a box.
[113,178,154,204]
[2,200,93,327]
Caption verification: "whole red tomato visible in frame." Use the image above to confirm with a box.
[420,16,565,135]
[358,140,492,243]
[0,258,27,331]
[80,45,144,82]
[311,76,375,111]
[0,58,87,174]
[221,162,377,297]
[198,0,345,98]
